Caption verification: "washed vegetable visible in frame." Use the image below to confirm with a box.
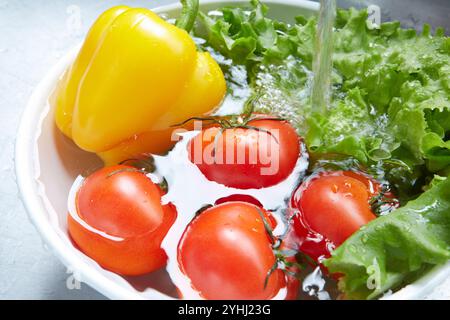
[177,202,290,299]
[68,165,177,275]
[293,171,376,248]
[187,116,301,189]
[323,177,450,299]
[290,171,396,261]
[53,5,226,165]
[215,194,263,207]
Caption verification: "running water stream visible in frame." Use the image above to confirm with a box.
[311,0,336,114]
[298,0,338,300]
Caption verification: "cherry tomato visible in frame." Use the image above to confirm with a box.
[187,118,301,189]
[290,171,392,261]
[178,202,290,300]
[68,165,176,276]
[214,194,263,207]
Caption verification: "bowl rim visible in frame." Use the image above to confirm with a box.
[15,0,450,300]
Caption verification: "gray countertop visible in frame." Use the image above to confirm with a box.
[0,0,448,300]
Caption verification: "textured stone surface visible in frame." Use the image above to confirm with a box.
[0,0,448,300]
[0,0,174,300]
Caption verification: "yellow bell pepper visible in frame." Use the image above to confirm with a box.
[52,5,226,164]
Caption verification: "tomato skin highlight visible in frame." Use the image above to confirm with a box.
[290,171,380,261]
[177,202,288,300]
[188,118,301,189]
[68,165,176,276]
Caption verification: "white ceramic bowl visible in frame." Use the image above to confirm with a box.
[16,0,450,300]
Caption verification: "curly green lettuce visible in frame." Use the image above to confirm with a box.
[313,9,450,171]
[197,0,303,65]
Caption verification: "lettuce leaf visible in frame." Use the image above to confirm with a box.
[324,9,450,170]
[197,0,299,65]
[306,87,396,163]
[323,177,450,299]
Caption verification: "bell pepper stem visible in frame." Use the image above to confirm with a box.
[175,0,199,32]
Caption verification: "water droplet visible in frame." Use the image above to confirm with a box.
[361,234,369,244]
[343,192,353,198]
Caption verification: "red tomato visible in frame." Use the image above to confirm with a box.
[68,165,176,276]
[177,202,290,300]
[290,171,385,261]
[187,118,301,189]
[214,194,263,207]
